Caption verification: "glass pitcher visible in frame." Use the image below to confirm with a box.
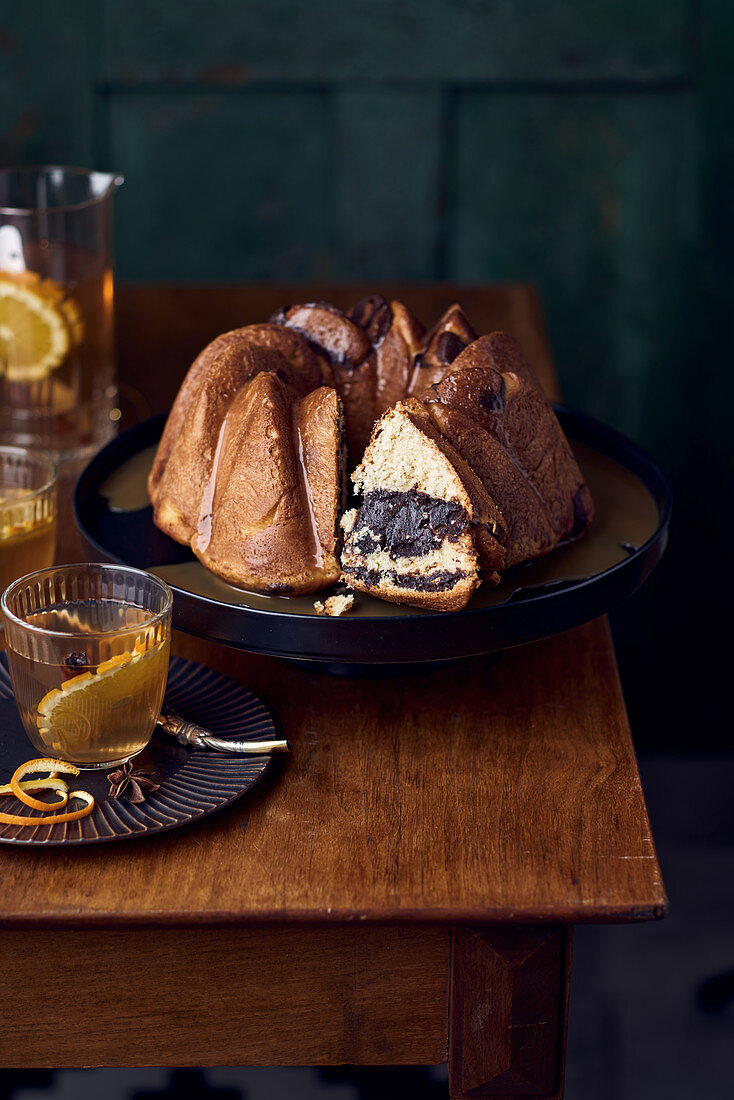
[0,166,123,468]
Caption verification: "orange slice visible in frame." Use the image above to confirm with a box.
[36,637,161,756]
[0,269,83,383]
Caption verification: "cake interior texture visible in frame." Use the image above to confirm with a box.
[340,400,494,611]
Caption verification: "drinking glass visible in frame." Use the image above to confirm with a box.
[0,447,57,595]
[1,564,172,769]
[0,166,123,468]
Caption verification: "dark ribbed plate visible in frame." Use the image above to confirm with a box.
[0,655,275,845]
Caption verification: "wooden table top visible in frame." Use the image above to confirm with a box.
[0,283,666,929]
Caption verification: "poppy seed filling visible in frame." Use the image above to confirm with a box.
[349,489,469,559]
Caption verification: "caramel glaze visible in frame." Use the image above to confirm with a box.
[100,439,659,618]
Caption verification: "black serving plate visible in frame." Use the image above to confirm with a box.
[74,409,671,668]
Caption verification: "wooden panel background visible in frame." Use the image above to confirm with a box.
[1,0,730,747]
[0,1,697,450]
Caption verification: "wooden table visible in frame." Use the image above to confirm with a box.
[0,284,665,1099]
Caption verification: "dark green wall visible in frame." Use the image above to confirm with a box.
[3,1,730,741]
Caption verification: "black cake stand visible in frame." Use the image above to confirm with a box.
[73,408,671,674]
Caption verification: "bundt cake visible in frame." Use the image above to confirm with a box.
[148,296,594,608]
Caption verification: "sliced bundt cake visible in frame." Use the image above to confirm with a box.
[341,398,506,611]
[149,300,594,608]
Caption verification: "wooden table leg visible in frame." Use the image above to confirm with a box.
[449,925,572,1099]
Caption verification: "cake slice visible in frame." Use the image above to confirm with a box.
[341,399,506,611]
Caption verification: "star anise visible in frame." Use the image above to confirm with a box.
[107,760,160,803]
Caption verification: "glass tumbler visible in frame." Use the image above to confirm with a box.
[0,166,123,467]
[0,446,57,595]
[1,564,172,769]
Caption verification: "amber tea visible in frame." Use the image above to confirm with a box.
[0,448,57,593]
[0,490,56,594]
[7,602,169,767]
[2,566,172,770]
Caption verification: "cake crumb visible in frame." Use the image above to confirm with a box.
[314,594,355,617]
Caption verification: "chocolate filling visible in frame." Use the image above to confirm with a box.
[342,564,469,593]
[349,489,469,558]
[354,530,380,554]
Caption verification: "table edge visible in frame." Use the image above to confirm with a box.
[0,898,667,930]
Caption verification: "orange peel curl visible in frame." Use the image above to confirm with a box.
[10,758,80,811]
[0,776,69,802]
[0,789,94,827]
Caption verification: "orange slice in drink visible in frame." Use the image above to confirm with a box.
[36,638,161,757]
[0,270,83,382]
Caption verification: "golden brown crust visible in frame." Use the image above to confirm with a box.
[397,399,506,579]
[349,296,425,417]
[194,372,341,595]
[426,402,557,568]
[296,387,344,560]
[151,342,291,545]
[408,304,477,400]
[273,301,376,463]
[426,332,594,561]
[148,323,326,497]
[148,326,251,498]
[342,569,480,613]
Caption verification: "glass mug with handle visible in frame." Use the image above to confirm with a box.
[1,564,172,769]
